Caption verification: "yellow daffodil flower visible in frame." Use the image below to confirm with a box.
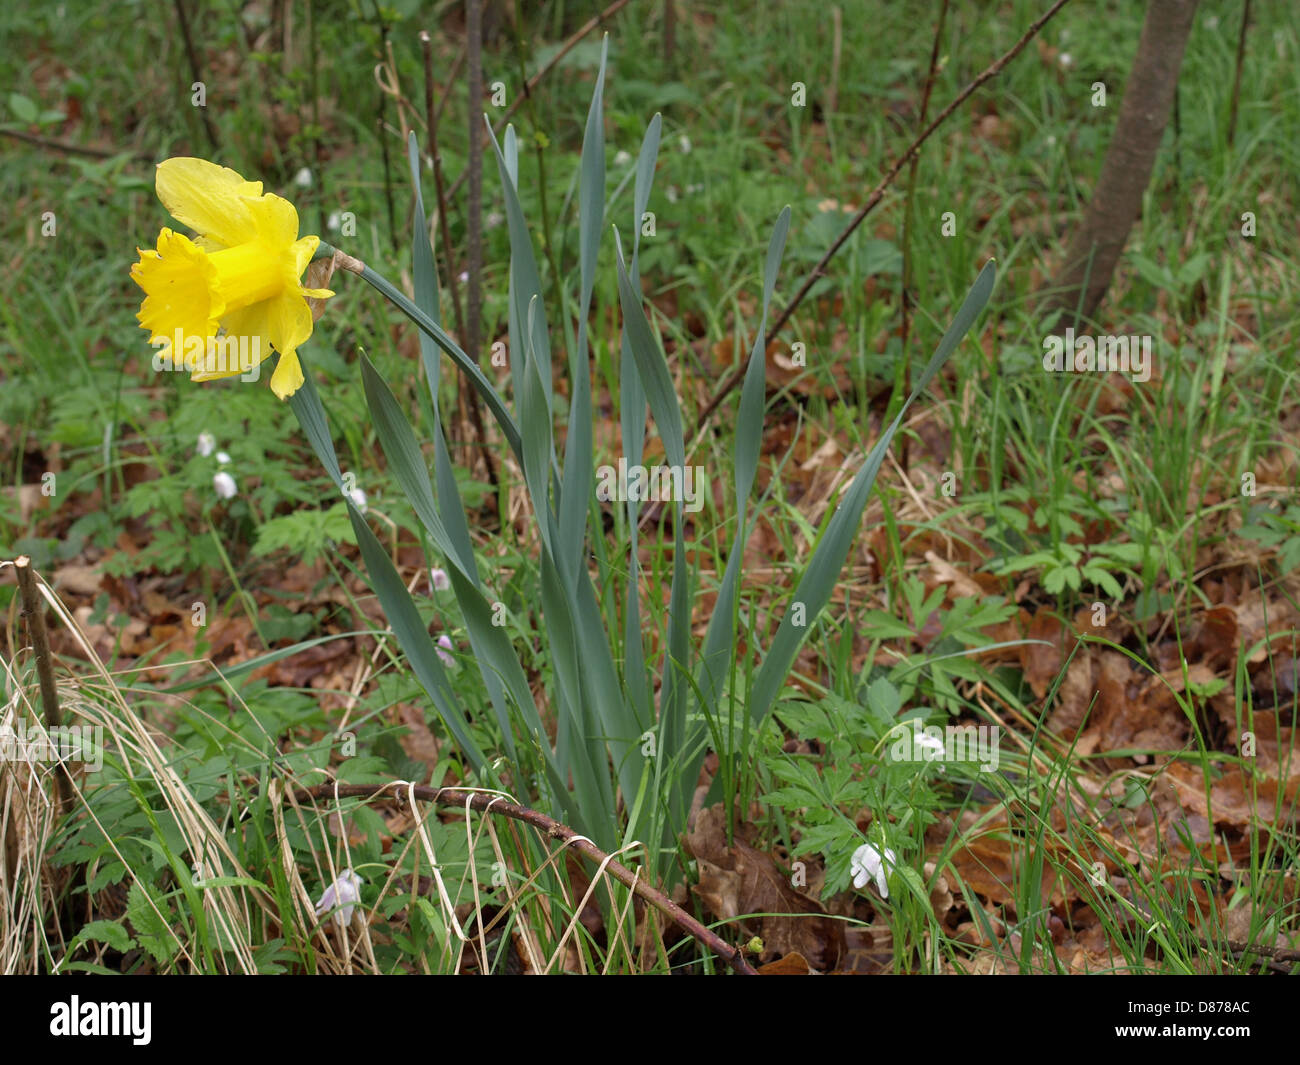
[131,157,333,399]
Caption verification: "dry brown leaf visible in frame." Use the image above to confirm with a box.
[757,951,815,974]
[684,804,844,970]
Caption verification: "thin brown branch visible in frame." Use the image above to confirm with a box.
[1226,0,1251,148]
[436,49,467,127]
[826,6,841,119]
[371,3,399,251]
[0,129,152,161]
[172,0,220,151]
[897,0,950,473]
[293,781,758,974]
[14,556,69,812]
[664,0,676,71]
[445,0,633,203]
[421,31,468,342]
[685,0,1073,449]
[466,0,485,431]
[421,29,498,491]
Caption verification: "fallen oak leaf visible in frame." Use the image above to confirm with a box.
[685,804,845,970]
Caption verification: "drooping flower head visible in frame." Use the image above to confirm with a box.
[314,868,363,926]
[850,842,897,898]
[212,471,238,500]
[131,158,333,399]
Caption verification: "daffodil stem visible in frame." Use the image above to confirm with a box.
[317,242,523,463]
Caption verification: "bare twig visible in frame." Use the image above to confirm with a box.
[421,32,468,344]
[664,0,676,71]
[0,129,151,161]
[436,49,467,127]
[445,0,633,203]
[466,0,485,417]
[293,781,759,974]
[421,29,498,491]
[1226,0,1251,148]
[685,0,1073,451]
[307,0,326,235]
[14,557,69,812]
[370,1,399,251]
[896,0,950,472]
[508,5,565,322]
[172,0,220,151]
[826,6,842,120]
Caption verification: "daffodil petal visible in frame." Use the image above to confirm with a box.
[262,289,314,360]
[288,233,320,276]
[155,158,263,249]
[270,350,305,399]
[249,193,304,253]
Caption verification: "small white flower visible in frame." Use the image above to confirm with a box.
[213,471,237,500]
[196,431,216,457]
[314,868,363,926]
[1204,16,1218,31]
[913,726,945,754]
[215,450,232,465]
[327,210,342,231]
[430,567,451,592]
[294,166,313,188]
[458,270,469,284]
[614,149,632,167]
[485,210,504,230]
[1058,52,1073,69]
[666,185,679,204]
[1046,134,1057,147]
[850,842,896,897]
[349,487,368,514]
[678,134,692,154]
[437,634,455,667]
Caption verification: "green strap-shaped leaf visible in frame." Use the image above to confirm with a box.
[486,118,552,412]
[406,134,479,581]
[558,35,608,584]
[685,207,792,810]
[329,248,524,463]
[614,227,696,827]
[747,259,998,727]
[289,368,490,774]
[359,353,564,776]
[620,115,662,732]
[615,234,687,472]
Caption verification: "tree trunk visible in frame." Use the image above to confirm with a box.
[1041,0,1200,329]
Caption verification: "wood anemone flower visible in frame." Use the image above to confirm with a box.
[130,157,334,400]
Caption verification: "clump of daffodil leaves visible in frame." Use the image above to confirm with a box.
[131,157,333,400]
